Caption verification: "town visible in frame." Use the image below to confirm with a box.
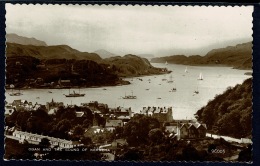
[4,98,251,161]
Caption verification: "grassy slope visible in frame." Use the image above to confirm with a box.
[151,42,252,70]
[196,78,252,138]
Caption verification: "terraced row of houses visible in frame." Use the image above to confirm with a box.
[12,130,83,149]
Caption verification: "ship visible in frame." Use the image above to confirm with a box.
[122,91,137,99]
[162,75,167,81]
[194,86,199,94]
[9,84,23,96]
[169,83,177,92]
[65,89,85,97]
[9,91,23,96]
[167,75,174,83]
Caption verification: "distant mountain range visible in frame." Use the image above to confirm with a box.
[6,33,48,46]
[137,54,155,60]
[151,42,252,69]
[93,49,118,59]
[6,42,102,61]
[6,34,168,88]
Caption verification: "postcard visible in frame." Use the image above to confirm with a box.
[4,4,253,162]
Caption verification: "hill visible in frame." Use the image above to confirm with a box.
[6,42,102,61]
[103,54,170,77]
[93,49,118,59]
[137,54,155,60]
[195,78,252,138]
[151,42,252,70]
[204,42,252,69]
[6,33,47,46]
[6,56,127,88]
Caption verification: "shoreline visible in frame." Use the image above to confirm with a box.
[151,62,252,70]
[6,70,171,90]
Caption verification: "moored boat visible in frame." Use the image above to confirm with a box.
[198,72,203,80]
[122,91,137,99]
[65,89,85,97]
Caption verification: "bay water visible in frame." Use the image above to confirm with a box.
[5,63,251,120]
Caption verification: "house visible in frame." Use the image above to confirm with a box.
[178,123,189,139]
[5,105,15,117]
[188,124,199,138]
[84,126,104,135]
[11,100,31,111]
[110,107,132,117]
[105,119,123,127]
[105,119,123,132]
[33,103,42,110]
[48,108,58,115]
[117,115,131,122]
[12,100,22,107]
[194,123,207,138]
[178,122,207,140]
[165,126,178,134]
[141,106,173,122]
[46,99,64,111]
[58,79,71,87]
[81,101,109,114]
[12,130,82,148]
[76,111,85,118]
[36,78,44,84]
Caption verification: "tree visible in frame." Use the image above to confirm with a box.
[51,119,72,139]
[182,145,200,161]
[114,126,124,139]
[148,128,164,145]
[81,137,92,146]
[16,111,30,131]
[123,116,160,146]
[83,119,92,128]
[39,138,51,147]
[73,125,84,138]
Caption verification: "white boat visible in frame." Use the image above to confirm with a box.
[9,90,23,96]
[198,72,203,80]
[167,75,174,83]
[165,61,168,65]
[9,84,23,96]
[122,91,137,99]
[185,67,188,73]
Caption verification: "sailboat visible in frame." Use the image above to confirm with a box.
[167,75,174,83]
[9,84,23,96]
[198,72,203,80]
[194,86,199,94]
[185,67,188,73]
[65,88,85,97]
[162,75,167,81]
[165,61,168,65]
[122,91,137,99]
[169,83,177,92]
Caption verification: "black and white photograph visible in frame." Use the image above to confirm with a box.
[4,4,253,162]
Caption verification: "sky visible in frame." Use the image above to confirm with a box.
[6,4,253,57]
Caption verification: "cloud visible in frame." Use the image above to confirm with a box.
[6,4,253,56]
